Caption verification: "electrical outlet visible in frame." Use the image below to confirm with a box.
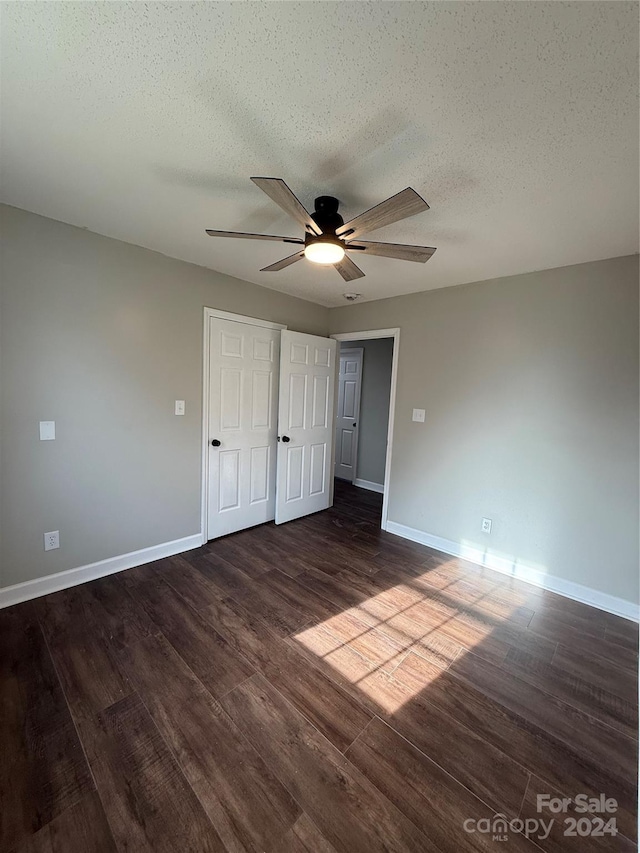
[174,400,185,416]
[412,408,426,423]
[481,518,492,534]
[44,530,60,551]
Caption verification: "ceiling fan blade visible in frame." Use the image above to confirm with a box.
[334,255,365,282]
[205,229,303,243]
[337,187,429,239]
[260,251,305,272]
[250,177,322,235]
[346,240,436,263]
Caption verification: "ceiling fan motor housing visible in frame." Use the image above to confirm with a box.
[304,232,344,250]
[311,195,343,234]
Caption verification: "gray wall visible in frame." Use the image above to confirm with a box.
[330,255,639,605]
[3,206,638,606]
[340,338,393,486]
[0,205,329,588]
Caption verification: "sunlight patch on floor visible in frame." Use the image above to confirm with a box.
[292,559,522,713]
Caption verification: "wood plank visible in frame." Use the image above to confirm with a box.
[552,642,638,703]
[392,652,638,832]
[16,792,116,853]
[265,640,374,752]
[361,530,440,563]
[398,597,557,667]
[346,716,540,852]
[449,651,638,837]
[204,535,272,578]
[438,579,535,626]
[502,647,637,738]
[255,569,335,623]
[542,626,638,674]
[87,693,225,852]
[257,524,355,576]
[477,622,558,666]
[297,515,381,559]
[352,658,530,818]
[529,591,637,635]
[221,673,431,853]
[290,623,382,687]
[372,610,465,669]
[218,525,308,577]
[189,552,309,636]
[604,619,639,650]
[325,516,383,545]
[528,610,606,643]
[389,556,483,589]
[244,524,316,577]
[299,536,381,576]
[294,566,369,614]
[121,571,254,698]
[118,632,301,852]
[403,587,529,634]
[329,567,425,621]
[203,595,374,752]
[83,574,157,648]
[285,814,339,853]
[0,603,95,850]
[203,594,281,670]
[325,615,408,674]
[118,555,223,614]
[36,588,132,725]
[452,649,639,773]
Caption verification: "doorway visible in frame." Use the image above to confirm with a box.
[334,347,363,483]
[331,329,400,531]
[201,308,337,541]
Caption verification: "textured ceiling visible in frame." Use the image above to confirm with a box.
[1,2,638,307]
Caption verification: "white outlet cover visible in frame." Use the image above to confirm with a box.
[39,421,56,440]
[44,530,60,551]
[175,400,185,415]
[412,408,426,423]
[481,517,492,534]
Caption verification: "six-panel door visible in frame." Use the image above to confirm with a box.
[275,330,337,524]
[207,317,280,538]
[334,347,363,482]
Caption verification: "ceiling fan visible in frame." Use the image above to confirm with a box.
[205,177,436,281]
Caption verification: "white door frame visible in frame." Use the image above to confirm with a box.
[201,308,287,543]
[330,329,400,532]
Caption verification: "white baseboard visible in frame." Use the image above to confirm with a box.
[0,533,203,609]
[354,478,384,494]
[385,520,639,623]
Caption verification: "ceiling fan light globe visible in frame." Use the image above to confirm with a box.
[304,241,345,265]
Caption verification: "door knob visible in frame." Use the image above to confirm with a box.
[352,422,357,427]
[281,435,291,443]
[211,439,221,447]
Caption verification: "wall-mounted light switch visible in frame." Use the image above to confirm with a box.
[412,408,426,423]
[39,421,55,440]
[175,400,185,416]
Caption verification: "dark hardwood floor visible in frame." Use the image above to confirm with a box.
[2,480,638,852]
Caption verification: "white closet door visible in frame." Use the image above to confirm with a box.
[334,347,363,482]
[207,317,280,538]
[275,330,337,524]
